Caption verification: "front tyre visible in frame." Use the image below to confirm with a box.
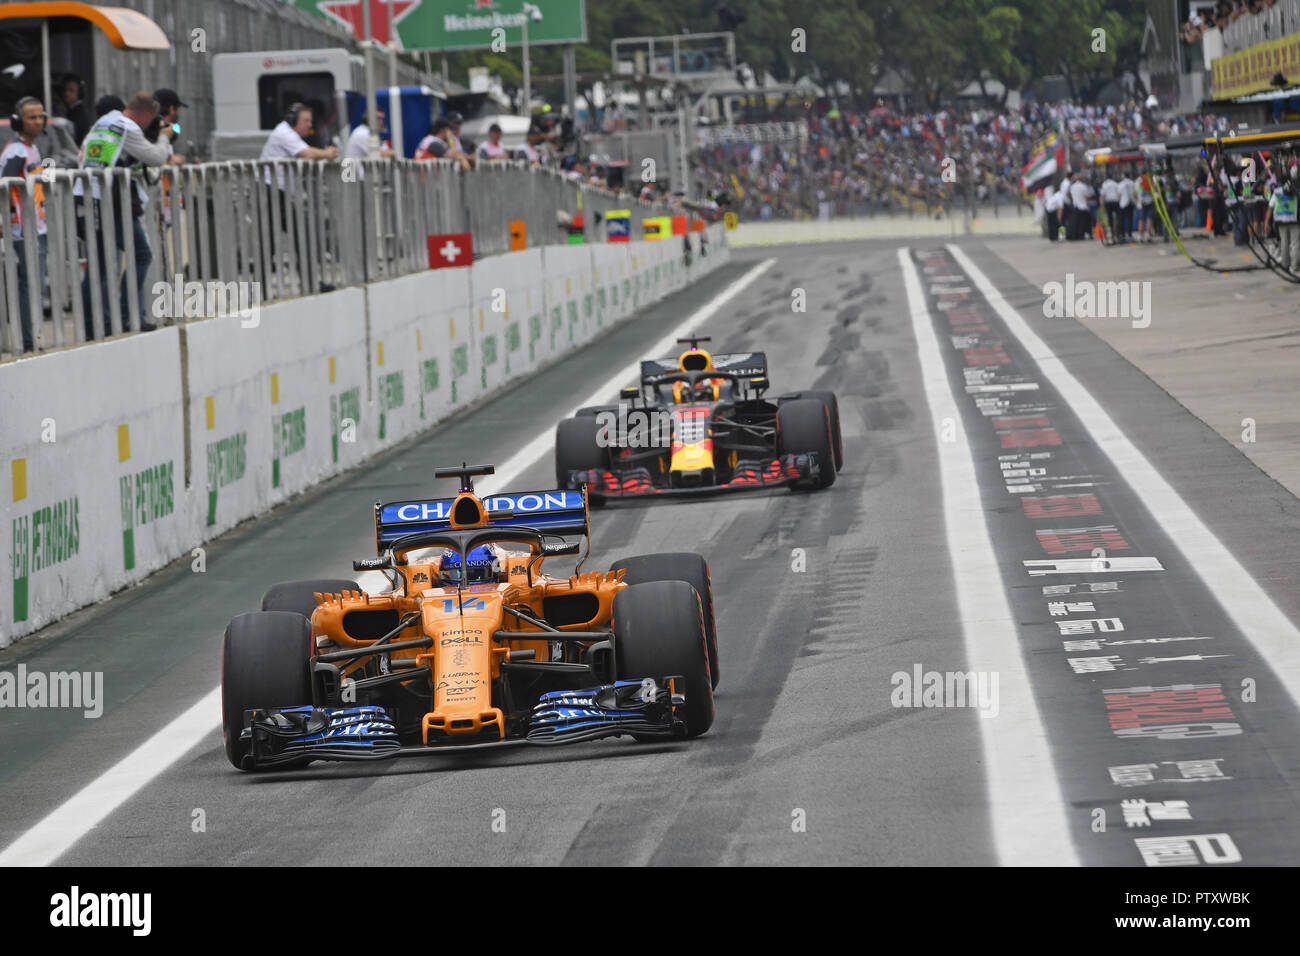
[222,611,314,771]
[555,416,608,489]
[613,581,714,737]
[799,390,843,470]
[776,398,837,489]
[261,578,359,618]
[611,552,719,689]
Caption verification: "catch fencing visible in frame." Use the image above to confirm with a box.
[0,159,676,355]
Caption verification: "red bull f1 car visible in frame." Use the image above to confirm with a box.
[555,336,843,501]
[220,464,718,771]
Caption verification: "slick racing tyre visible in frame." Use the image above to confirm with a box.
[261,579,359,620]
[776,398,837,489]
[613,581,714,737]
[799,390,843,470]
[222,611,314,771]
[555,416,608,489]
[611,552,719,689]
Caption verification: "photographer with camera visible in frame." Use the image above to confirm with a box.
[75,91,175,338]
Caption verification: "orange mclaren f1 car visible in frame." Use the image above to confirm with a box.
[554,336,843,500]
[221,464,718,771]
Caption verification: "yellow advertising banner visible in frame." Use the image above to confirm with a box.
[1213,33,1300,100]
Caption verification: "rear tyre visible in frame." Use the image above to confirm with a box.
[261,579,358,618]
[611,552,719,689]
[222,611,314,771]
[555,416,608,489]
[613,581,714,737]
[776,399,837,489]
[799,390,843,470]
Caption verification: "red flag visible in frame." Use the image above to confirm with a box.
[428,232,473,269]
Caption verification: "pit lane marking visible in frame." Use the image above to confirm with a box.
[899,248,1079,866]
[946,244,1300,711]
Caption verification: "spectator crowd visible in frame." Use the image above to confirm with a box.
[1183,1,1283,43]
[688,100,1229,222]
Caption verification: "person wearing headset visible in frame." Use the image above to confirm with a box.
[260,102,339,170]
[3,96,49,352]
[260,103,339,289]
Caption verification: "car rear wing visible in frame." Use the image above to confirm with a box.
[374,489,589,549]
[640,351,767,384]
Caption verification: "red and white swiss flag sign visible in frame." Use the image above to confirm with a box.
[427,232,473,269]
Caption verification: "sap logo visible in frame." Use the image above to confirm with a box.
[510,565,526,576]
[441,636,484,646]
[437,597,487,613]
[412,572,429,583]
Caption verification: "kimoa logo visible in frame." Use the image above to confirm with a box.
[1042,273,1152,329]
[49,886,150,936]
[890,664,1000,718]
[0,665,103,718]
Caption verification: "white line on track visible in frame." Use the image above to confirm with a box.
[0,688,223,867]
[898,247,1079,866]
[948,242,1300,710]
[0,256,776,867]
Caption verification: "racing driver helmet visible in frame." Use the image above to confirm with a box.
[439,545,502,586]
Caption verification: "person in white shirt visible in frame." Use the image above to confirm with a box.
[1068,174,1091,239]
[515,125,545,165]
[1100,174,1120,240]
[345,107,394,162]
[2,95,47,351]
[260,104,338,287]
[77,91,175,337]
[261,104,338,168]
[1117,172,1135,240]
[1044,186,1066,241]
[475,124,510,162]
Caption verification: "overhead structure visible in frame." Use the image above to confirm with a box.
[0,2,169,113]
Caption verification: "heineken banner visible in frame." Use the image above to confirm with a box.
[293,0,587,51]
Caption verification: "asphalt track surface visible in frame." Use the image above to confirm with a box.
[2,237,1300,866]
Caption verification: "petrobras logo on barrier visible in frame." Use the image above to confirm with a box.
[385,491,582,524]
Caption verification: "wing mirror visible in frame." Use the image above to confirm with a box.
[353,552,394,571]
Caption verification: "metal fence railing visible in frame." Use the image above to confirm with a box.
[0,160,676,357]
[1221,0,1300,52]
[695,122,809,148]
